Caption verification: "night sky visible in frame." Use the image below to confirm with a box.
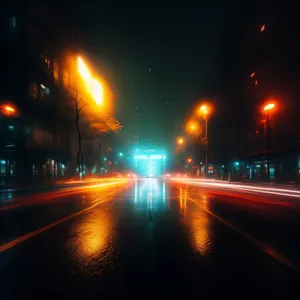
[65,1,300,161]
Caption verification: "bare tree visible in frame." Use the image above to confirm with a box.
[68,86,121,179]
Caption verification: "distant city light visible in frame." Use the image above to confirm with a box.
[261,24,265,32]
[119,152,123,157]
[250,72,255,78]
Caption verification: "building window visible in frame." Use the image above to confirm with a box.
[10,16,16,29]
[54,60,59,82]
[0,160,6,175]
[40,84,50,97]
[32,128,53,146]
[40,53,50,69]
[40,84,45,98]
[30,82,38,99]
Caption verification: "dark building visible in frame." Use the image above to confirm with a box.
[217,5,300,181]
[0,1,74,184]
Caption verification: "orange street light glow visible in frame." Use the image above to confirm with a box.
[5,106,15,112]
[77,57,103,106]
[177,137,184,145]
[261,24,265,32]
[92,79,104,105]
[187,158,192,163]
[250,72,255,78]
[199,104,209,116]
[264,103,275,111]
[186,120,199,134]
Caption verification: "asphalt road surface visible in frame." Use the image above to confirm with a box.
[1,178,300,298]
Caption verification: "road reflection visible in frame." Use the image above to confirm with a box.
[189,194,212,255]
[178,187,212,256]
[67,192,117,271]
[68,179,213,269]
[133,179,168,211]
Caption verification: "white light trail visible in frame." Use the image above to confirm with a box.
[171,178,300,198]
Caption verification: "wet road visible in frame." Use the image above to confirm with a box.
[1,178,300,298]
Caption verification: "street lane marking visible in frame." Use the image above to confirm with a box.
[186,195,298,272]
[0,184,130,253]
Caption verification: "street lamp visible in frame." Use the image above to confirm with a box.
[187,158,192,163]
[263,103,275,112]
[198,104,212,178]
[0,104,17,117]
[77,56,104,106]
[263,102,276,181]
[186,121,199,135]
[177,137,184,145]
[5,105,15,112]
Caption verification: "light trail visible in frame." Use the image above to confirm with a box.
[170,178,300,199]
[0,179,131,211]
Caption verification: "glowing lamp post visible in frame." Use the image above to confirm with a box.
[199,104,211,178]
[77,56,104,106]
[263,102,276,181]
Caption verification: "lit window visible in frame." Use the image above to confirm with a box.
[0,160,6,175]
[54,60,59,81]
[40,84,50,97]
[31,82,38,98]
[40,84,45,98]
[40,53,50,68]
